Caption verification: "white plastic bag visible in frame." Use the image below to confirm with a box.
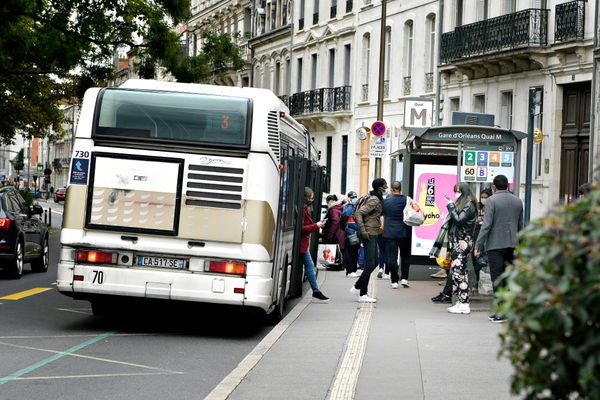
[403,196,425,226]
[317,244,339,266]
[478,267,494,296]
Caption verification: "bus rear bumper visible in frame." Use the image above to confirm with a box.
[57,262,274,312]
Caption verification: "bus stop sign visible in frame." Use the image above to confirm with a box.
[371,121,386,137]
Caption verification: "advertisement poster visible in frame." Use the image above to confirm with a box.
[411,164,458,256]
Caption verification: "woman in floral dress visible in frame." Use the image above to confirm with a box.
[442,182,478,315]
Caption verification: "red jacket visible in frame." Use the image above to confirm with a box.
[300,206,319,254]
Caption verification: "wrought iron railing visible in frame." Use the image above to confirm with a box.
[383,80,389,98]
[286,86,352,116]
[403,76,411,96]
[425,72,434,92]
[555,0,585,42]
[440,8,549,64]
[298,17,304,30]
[361,84,368,101]
[313,12,319,25]
[330,5,337,18]
[346,0,353,13]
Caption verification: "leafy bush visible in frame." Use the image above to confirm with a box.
[498,185,600,399]
[19,188,34,207]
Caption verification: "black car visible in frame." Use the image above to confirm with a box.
[0,187,49,278]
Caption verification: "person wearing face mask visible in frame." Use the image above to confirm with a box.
[471,188,493,290]
[441,182,478,315]
[300,187,330,302]
[341,191,361,277]
[350,178,388,303]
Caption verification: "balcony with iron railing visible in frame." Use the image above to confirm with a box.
[403,76,411,96]
[555,0,585,43]
[441,8,549,64]
[283,86,352,116]
[361,84,368,101]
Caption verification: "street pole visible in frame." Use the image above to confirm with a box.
[375,0,387,179]
[524,88,535,225]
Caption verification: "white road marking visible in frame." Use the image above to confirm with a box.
[13,372,175,381]
[0,333,158,339]
[327,274,377,400]
[0,340,183,374]
[56,307,93,315]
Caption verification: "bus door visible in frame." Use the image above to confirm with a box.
[288,157,311,298]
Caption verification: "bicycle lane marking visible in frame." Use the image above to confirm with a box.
[0,331,116,385]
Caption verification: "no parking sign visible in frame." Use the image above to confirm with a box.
[371,121,386,137]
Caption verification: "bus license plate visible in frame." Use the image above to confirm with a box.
[137,256,185,269]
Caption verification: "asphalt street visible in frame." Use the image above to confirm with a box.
[0,200,281,400]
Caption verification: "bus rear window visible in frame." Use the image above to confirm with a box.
[94,89,250,147]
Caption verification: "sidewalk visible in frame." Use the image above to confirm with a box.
[209,266,517,400]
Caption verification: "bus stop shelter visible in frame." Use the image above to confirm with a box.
[391,125,527,263]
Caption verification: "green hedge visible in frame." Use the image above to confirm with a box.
[498,185,600,399]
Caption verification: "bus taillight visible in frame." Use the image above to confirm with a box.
[76,250,116,264]
[208,260,246,275]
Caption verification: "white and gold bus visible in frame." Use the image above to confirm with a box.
[57,79,327,321]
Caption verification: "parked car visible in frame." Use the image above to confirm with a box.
[54,187,66,203]
[0,187,49,278]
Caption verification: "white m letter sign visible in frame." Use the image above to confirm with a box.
[404,99,433,129]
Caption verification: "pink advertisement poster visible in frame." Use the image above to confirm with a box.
[411,164,458,256]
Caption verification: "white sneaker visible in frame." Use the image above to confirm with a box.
[358,295,377,303]
[430,269,448,279]
[347,272,362,278]
[349,286,360,295]
[391,282,399,289]
[376,268,383,278]
[383,273,391,280]
[447,303,470,314]
[400,279,410,288]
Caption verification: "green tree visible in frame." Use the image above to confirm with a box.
[12,149,24,173]
[0,0,245,144]
[498,185,600,399]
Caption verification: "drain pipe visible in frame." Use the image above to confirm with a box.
[436,0,444,126]
[590,5,598,183]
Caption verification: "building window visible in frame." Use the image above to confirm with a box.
[254,66,261,88]
[341,135,348,194]
[328,48,335,88]
[477,0,488,20]
[404,21,413,95]
[297,57,303,92]
[263,63,271,89]
[275,62,281,95]
[500,91,513,129]
[311,54,318,90]
[286,59,291,94]
[331,0,337,18]
[362,33,370,101]
[343,44,351,86]
[384,26,391,98]
[473,94,485,113]
[244,8,252,35]
[326,136,333,181]
[532,87,544,179]
[425,14,436,92]
[450,97,460,112]
[503,0,515,14]
[455,0,463,27]
[313,0,319,24]
[299,0,305,29]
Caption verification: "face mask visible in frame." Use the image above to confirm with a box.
[481,198,488,205]
[455,192,461,200]
[305,199,314,206]
[352,198,358,205]
[383,189,390,196]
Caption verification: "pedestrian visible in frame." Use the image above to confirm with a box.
[382,181,412,289]
[474,175,523,323]
[300,187,330,302]
[350,178,388,303]
[323,194,346,248]
[342,191,361,277]
[442,182,478,315]
[472,188,493,291]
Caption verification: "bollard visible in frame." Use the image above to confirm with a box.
[49,208,52,227]
[43,209,48,225]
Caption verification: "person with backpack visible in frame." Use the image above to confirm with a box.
[341,191,361,277]
[350,178,388,303]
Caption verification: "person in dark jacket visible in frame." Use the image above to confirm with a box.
[351,178,388,303]
[301,187,329,302]
[442,182,477,315]
[383,181,412,289]
[324,194,346,250]
[342,191,361,277]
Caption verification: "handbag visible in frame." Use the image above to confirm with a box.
[435,247,452,269]
[403,196,425,226]
[347,231,360,245]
